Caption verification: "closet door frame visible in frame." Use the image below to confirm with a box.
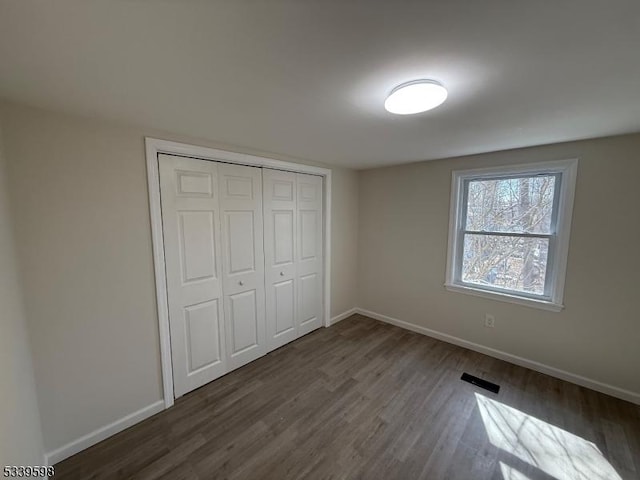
[146,137,331,409]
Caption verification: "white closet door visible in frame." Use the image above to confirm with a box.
[218,163,267,371]
[296,173,323,336]
[158,154,226,398]
[263,169,298,350]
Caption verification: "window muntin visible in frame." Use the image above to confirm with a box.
[446,160,577,310]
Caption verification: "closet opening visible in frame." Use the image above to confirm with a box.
[145,138,332,407]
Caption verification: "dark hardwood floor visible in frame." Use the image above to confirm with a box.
[55,314,640,480]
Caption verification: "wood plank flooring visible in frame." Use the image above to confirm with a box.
[55,314,640,480]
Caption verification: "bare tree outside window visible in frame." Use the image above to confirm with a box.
[461,175,557,296]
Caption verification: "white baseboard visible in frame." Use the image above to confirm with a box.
[356,308,640,406]
[329,307,359,326]
[45,400,165,465]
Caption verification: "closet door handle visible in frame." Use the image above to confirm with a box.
[280,271,285,276]
[239,280,244,286]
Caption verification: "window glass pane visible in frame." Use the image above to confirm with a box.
[462,234,549,295]
[466,176,556,234]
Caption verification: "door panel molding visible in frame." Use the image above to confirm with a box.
[218,163,266,371]
[184,299,222,373]
[263,169,299,351]
[296,173,323,336]
[159,155,227,398]
[147,138,331,409]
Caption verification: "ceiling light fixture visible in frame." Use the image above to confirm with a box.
[384,80,448,115]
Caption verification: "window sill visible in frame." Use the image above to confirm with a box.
[444,283,564,312]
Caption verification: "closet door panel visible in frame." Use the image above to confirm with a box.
[296,173,323,336]
[158,154,226,397]
[263,169,298,350]
[225,211,256,274]
[274,279,295,334]
[184,300,222,372]
[219,163,266,371]
[299,273,320,326]
[228,289,259,354]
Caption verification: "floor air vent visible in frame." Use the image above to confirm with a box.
[461,372,500,394]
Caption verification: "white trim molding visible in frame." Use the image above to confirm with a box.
[145,138,332,409]
[330,308,358,325]
[45,400,164,465]
[354,308,640,406]
[445,158,578,312]
[443,283,563,312]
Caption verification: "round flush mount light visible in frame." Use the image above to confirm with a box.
[384,80,448,115]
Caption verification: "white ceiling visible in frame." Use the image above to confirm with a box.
[1,1,639,169]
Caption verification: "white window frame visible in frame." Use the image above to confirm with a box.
[445,159,578,312]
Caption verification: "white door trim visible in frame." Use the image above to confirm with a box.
[145,137,332,409]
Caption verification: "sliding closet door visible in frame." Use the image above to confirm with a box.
[263,169,298,350]
[296,173,324,336]
[158,154,226,397]
[218,163,267,371]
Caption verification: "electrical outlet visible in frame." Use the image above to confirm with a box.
[484,314,495,328]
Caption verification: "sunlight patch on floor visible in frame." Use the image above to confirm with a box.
[499,462,533,480]
[475,393,621,480]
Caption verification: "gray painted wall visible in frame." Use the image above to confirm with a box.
[0,118,44,469]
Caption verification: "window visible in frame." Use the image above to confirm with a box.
[445,159,578,311]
